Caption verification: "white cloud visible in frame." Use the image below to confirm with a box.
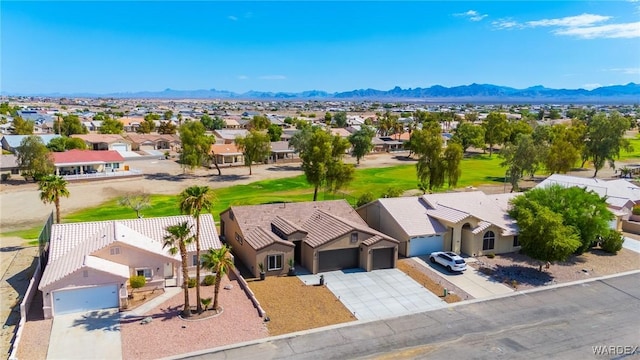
[605,67,640,75]
[582,83,602,90]
[454,10,488,22]
[228,15,238,21]
[259,75,286,80]
[526,14,610,28]
[492,12,640,39]
[554,22,640,39]
[237,75,249,80]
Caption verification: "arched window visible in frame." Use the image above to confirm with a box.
[483,231,495,250]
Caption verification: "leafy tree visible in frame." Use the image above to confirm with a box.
[324,112,332,124]
[356,192,375,207]
[583,112,631,177]
[249,115,270,130]
[201,115,225,131]
[163,221,194,318]
[46,137,87,152]
[38,175,70,223]
[451,122,485,152]
[267,124,283,142]
[11,116,34,135]
[179,121,212,172]
[464,112,479,123]
[544,139,579,174]
[483,112,510,156]
[499,134,540,191]
[98,117,124,134]
[163,110,173,121]
[348,126,375,164]
[137,118,156,134]
[60,114,87,136]
[17,136,54,181]
[157,121,177,135]
[549,108,561,119]
[145,113,161,121]
[412,123,445,192]
[179,185,215,314]
[507,120,533,144]
[118,192,151,218]
[235,129,271,175]
[299,128,354,201]
[508,199,581,270]
[333,111,348,128]
[381,187,403,198]
[289,126,313,154]
[443,143,463,188]
[200,245,234,311]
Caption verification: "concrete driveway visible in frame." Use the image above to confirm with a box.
[298,268,446,321]
[414,257,513,299]
[47,309,122,360]
[623,237,640,254]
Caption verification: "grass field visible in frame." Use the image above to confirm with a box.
[619,138,640,160]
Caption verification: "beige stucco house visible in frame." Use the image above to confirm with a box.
[357,191,520,258]
[38,214,221,318]
[219,200,398,278]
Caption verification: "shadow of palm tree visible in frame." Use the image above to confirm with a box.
[0,246,25,252]
[490,264,555,286]
[71,310,121,331]
[120,305,182,325]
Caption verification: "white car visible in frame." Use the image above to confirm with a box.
[429,251,467,272]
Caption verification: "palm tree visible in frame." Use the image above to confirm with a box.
[163,222,193,318]
[38,175,70,224]
[178,185,215,314]
[201,245,234,312]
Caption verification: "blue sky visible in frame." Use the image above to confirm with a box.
[2,1,639,94]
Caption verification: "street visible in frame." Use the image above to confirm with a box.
[176,273,640,360]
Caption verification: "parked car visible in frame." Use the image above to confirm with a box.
[429,251,467,272]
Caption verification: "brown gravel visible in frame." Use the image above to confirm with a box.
[120,275,268,360]
[397,258,468,303]
[247,276,356,336]
[469,248,640,290]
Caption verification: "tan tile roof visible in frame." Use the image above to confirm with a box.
[71,134,130,144]
[244,227,294,251]
[125,133,180,144]
[271,216,306,236]
[210,143,242,155]
[40,214,220,290]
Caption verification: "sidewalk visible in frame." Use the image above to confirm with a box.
[413,257,513,299]
[623,237,640,254]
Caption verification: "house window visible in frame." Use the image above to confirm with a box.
[136,268,152,279]
[235,232,243,245]
[350,232,358,243]
[110,247,120,255]
[267,254,283,271]
[513,236,520,247]
[483,231,495,251]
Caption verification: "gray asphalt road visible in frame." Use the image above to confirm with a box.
[176,273,640,360]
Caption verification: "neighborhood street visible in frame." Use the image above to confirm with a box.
[176,272,640,360]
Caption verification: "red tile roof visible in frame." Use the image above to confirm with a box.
[51,149,124,164]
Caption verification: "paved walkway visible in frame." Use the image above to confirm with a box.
[298,268,446,321]
[623,237,640,254]
[47,309,122,360]
[413,257,514,299]
[121,287,181,317]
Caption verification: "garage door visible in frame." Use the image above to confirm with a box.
[372,248,394,270]
[140,144,155,151]
[111,143,128,153]
[408,235,443,257]
[318,248,359,272]
[53,285,119,316]
[608,218,618,230]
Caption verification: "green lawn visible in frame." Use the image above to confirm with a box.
[0,154,532,241]
[619,138,640,161]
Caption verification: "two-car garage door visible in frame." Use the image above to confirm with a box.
[53,285,119,316]
[408,235,444,257]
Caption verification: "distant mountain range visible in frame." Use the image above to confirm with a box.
[4,83,640,103]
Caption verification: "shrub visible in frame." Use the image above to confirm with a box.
[203,275,215,286]
[381,187,403,198]
[129,275,146,292]
[632,205,640,216]
[356,192,375,207]
[1,173,10,182]
[486,253,495,259]
[600,229,624,254]
[187,278,197,288]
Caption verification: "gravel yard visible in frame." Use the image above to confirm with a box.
[468,248,640,290]
[120,276,268,360]
[247,276,356,336]
[397,258,469,302]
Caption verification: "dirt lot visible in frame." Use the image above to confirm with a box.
[247,276,356,336]
[468,248,640,290]
[397,259,465,303]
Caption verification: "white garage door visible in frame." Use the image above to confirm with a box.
[53,285,119,316]
[111,143,128,153]
[408,235,443,257]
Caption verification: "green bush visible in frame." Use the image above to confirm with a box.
[486,253,495,259]
[187,278,197,288]
[203,275,215,286]
[129,275,146,290]
[381,187,403,198]
[600,229,624,254]
[632,205,640,216]
[356,192,375,207]
[1,173,10,182]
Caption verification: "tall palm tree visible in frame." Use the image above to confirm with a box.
[201,245,234,311]
[38,175,70,224]
[163,222,194,318]
[178,185,215,314]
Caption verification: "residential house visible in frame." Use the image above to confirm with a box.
[50,149,126,175]
[125,133,181,152]
[38,214,221,318]
[210,143,244,166]
[1,134,62,154]
[269,141,297,163]
[212,129,249,144]
[219,200,398,277]
[71,134,132,153]
[536,174,640,231]
[357,191,520,257]
[0,154,19,175]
